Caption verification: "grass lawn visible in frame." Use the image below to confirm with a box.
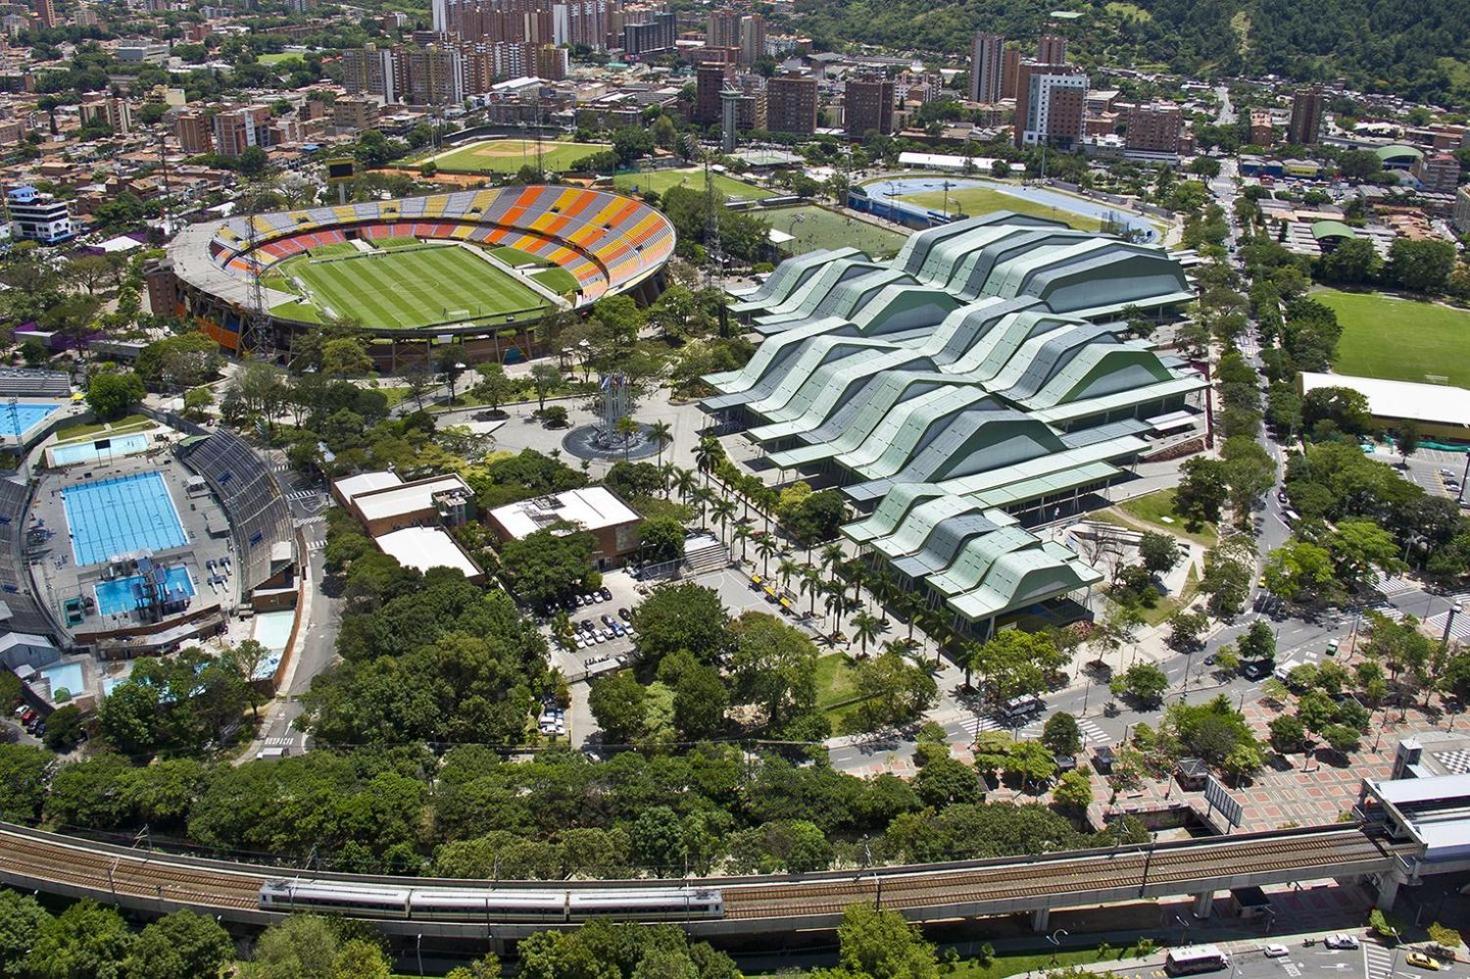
[1115,488,1218,546]
[373,235,422,250]
[431,138,611,174]
[761,205,910,260]
[901,187,1105,233]
[256,52,304,65]
[815,653,860,709]
[758,943,1158,978]
[492,246,546,267]
[1315,288,1470,387]
[1105,1,1152,20]
[613,168,774,201]
[305,241,359,258]
[532,267,580,295]
[54,414,152,444]
[268,244,548,329]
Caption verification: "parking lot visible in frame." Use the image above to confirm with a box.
[546,569,647,682]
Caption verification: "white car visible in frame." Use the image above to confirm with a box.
[1264,945,1288,958]
[1325,935,1360,950]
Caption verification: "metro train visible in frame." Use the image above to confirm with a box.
[258,879,725,922]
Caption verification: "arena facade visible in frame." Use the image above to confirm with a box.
[703,212,1206,637]
[148,186,676,368]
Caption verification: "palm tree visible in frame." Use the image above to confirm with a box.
[820,543,845,575]
[710,497,736,542]
[822,583,845,636]
[840,560,867,607]
[659,462,675,498]
[672,467,697,504]
[851,610,882,657]
[732,523,753,563]
[870,568,896,621]
[755,533,779,578]
[691,485,713,527]
[694,435,723,488]
[777,557,799,593]
[799,565,824,617]
[648,420,673,468]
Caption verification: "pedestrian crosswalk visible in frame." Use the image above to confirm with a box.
[960,712,1111,746]
[270,461,290,473]
[286,489,320,502]
[305,538,327,552]
[1425,610,1470,642]
[1363,942,1394,979]
[1374,572,1417,598]
[1077,717,1111,746]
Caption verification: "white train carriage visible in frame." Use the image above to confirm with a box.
[409,888,569,921]
[568,888,723,920]
[260,879,411,918]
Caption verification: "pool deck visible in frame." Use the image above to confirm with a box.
[25,451,237,640]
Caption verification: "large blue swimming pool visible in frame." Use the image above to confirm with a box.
[94,565,195,616]
[0,403,60,437]
[63,471,187,566]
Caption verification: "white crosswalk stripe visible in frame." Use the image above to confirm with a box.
[1078,718,1111,746]
[270,462,290,473]
[1363,943,1394,979]
[286,489,320,501]
[1374,572,1417,598]
[306,538,327,551]
[1425,610,1470,642]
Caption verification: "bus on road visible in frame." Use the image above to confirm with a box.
[1166,945,1230,975]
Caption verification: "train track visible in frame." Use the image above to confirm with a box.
[0,823,1406,931]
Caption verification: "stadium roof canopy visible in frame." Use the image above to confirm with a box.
[703,211,1204,631]
[1375,144,1424,163]
[1299,372,1470,431]
[1311,220,1358,241]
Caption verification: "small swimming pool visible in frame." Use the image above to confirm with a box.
[38,661,84,701]
[50,432,150,468]
[94,565,196,616]
[0,403,60,438]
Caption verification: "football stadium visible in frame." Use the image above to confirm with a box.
[704,212,1205,637]
[152,186,676,365]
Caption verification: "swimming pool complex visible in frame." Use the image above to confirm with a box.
[38,661,84,700]
[62,471,188,566]
[94,565,196,616]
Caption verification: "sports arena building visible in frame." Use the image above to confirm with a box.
[703,212,1205,636]
[149,186,675,368]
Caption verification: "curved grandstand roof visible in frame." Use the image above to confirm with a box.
[169,186,675,328]
[704,211,1203,627]
[1375,144,1424,163]
[1311,220,1359,241]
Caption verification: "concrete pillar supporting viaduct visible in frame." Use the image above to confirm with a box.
[1191,890,1214,918]
[1031,907,1051,931]
[1374,875,1400,910]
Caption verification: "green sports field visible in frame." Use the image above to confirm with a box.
[1316,288,1470,387]
[760,205,909,260]
[899,187,1106,233]
[613,168,773,201]
[267,244,550,329]
[430,139,611,174]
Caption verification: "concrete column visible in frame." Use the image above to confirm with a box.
[1191,890,1214,918]
[1375,876,1400,910]
[1031,907,1050,932]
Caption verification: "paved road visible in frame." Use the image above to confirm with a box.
[1106,940,1469,979]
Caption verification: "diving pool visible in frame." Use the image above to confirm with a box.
[94,565,195,616]
[0,403,60,438]
[38,661,84,700]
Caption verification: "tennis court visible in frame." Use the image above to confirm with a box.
[268,243,550,329]
[62,471,188,566]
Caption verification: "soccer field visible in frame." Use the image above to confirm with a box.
[613,168,773,201]
[430,139,611,174]
[761,205,909,259]
[900,187,1106,232]
[1317,288,1470,387]
[268,244,549,329]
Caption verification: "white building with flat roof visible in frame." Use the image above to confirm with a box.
[374,526,483,582]
[487,486,642,566]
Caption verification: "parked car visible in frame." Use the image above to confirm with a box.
[1406,953,1441,971]
[601,614,616,628]
[599,586,612,601]
[618,607,632,621]
[1325,935,1360,950]
[1264,945,1288,958]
